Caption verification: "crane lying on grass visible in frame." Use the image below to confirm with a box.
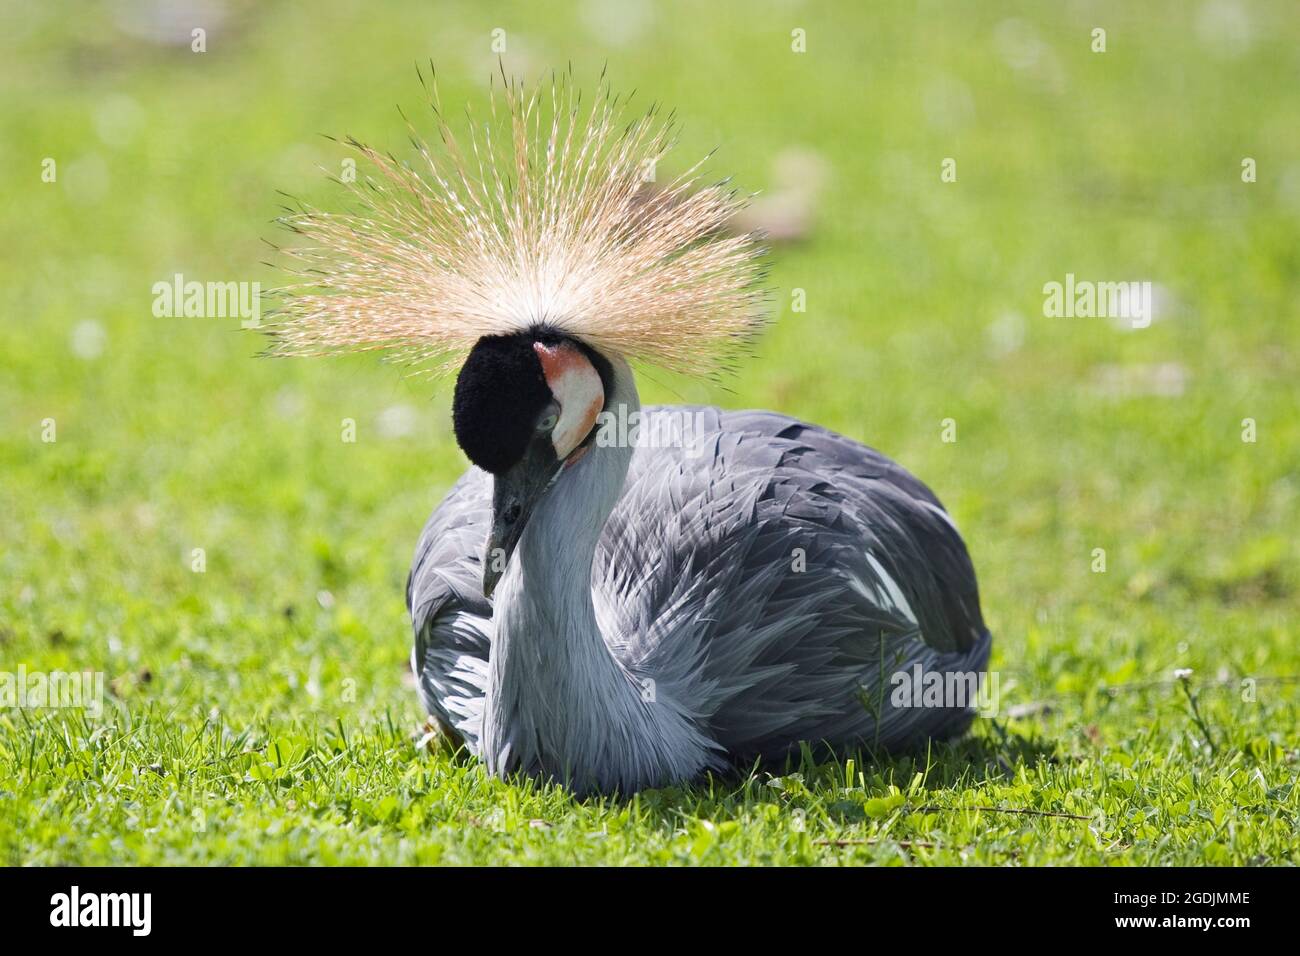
[270,70,992,796]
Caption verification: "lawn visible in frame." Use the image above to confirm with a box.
[1,0,1297,865]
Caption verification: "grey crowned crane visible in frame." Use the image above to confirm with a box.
[271,71,992,796]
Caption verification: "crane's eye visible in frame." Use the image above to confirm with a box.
[536,410,559,432]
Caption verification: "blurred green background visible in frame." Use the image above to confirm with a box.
[1,1,1296,864]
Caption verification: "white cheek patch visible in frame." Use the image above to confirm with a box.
[533,341,605,459]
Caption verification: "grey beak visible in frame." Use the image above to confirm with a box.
[482,451,562,598]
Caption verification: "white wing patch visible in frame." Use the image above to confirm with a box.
[862,552,919,626]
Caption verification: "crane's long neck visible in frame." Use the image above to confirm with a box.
[481,363,716,794]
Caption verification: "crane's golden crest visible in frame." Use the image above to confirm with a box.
[266,66,768,379]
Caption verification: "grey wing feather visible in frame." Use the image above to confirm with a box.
[595,407,990,761]
[719,409,985,652]
[407,467,494,751]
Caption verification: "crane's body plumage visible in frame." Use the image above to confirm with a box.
[410,382,991,794]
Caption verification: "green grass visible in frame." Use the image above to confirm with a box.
[2,0,1297,865]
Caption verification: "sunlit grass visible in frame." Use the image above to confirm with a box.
[2,0,1297,864]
